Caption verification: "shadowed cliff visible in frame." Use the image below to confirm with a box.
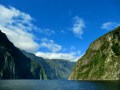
[0,30,47,79]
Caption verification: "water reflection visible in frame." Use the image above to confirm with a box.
[75,80,120,90]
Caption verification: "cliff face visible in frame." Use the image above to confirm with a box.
[69,26,120,80]
[22,51,75,80]
[0,30,47,79]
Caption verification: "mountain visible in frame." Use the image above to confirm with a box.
[0,30,47,79]
[22,51,75,80]
[69,26,120,80]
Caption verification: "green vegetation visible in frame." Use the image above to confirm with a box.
[22,51,75,80]
[112,43,120,56]
[0,30,47,79]
[30,60,47,80]
[101,41,109,50]
[69,26,120,80]
[0,30,75,80]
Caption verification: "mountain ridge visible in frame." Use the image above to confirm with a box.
[69,26,120,80]
[22,50,75,80]
[0,30,47,79]
[0,30,75,79]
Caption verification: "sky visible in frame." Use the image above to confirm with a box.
[0,0,120,62]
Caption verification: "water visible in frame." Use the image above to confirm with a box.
[0,80,119,90]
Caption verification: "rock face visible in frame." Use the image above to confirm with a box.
[22,51,75,80]
[69,26,120,80]
[0,30,75,80]
[0,30,47,79]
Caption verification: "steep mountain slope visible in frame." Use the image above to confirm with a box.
[0,30,47,79]
[69,26,120,80]
[22,51,75,80]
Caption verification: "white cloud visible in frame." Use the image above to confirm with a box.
[38,39,81,61]
[0,4,82,62]
[0,5,56,52]
[0,5,39,52]
[39,38,62,52]
[101,22,120,30]
[35,51,82,62]
[39,29,55,36]
[72,16,85,39]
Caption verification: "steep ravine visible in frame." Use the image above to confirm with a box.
[69,26,120,80]
[0,30,75,80]
[22,51,75,80]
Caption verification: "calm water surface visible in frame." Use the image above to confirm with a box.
[0,80,119,90]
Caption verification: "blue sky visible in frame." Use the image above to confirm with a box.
[0,0,120,61]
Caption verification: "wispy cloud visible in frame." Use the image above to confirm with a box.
[38,29,55,36]
[0,4,56,52]
[39,38,62,52]
[101,22,120,30]
[35,51,82,62]
[0,4,82,61]
[72,16,85,39]
[0,5,39,52]
[37,39,82,62]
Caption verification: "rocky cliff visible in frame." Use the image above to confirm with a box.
[0,30,47,79]
[22,51,75,80]
[69,26,120,80]
[0,30,75,80]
